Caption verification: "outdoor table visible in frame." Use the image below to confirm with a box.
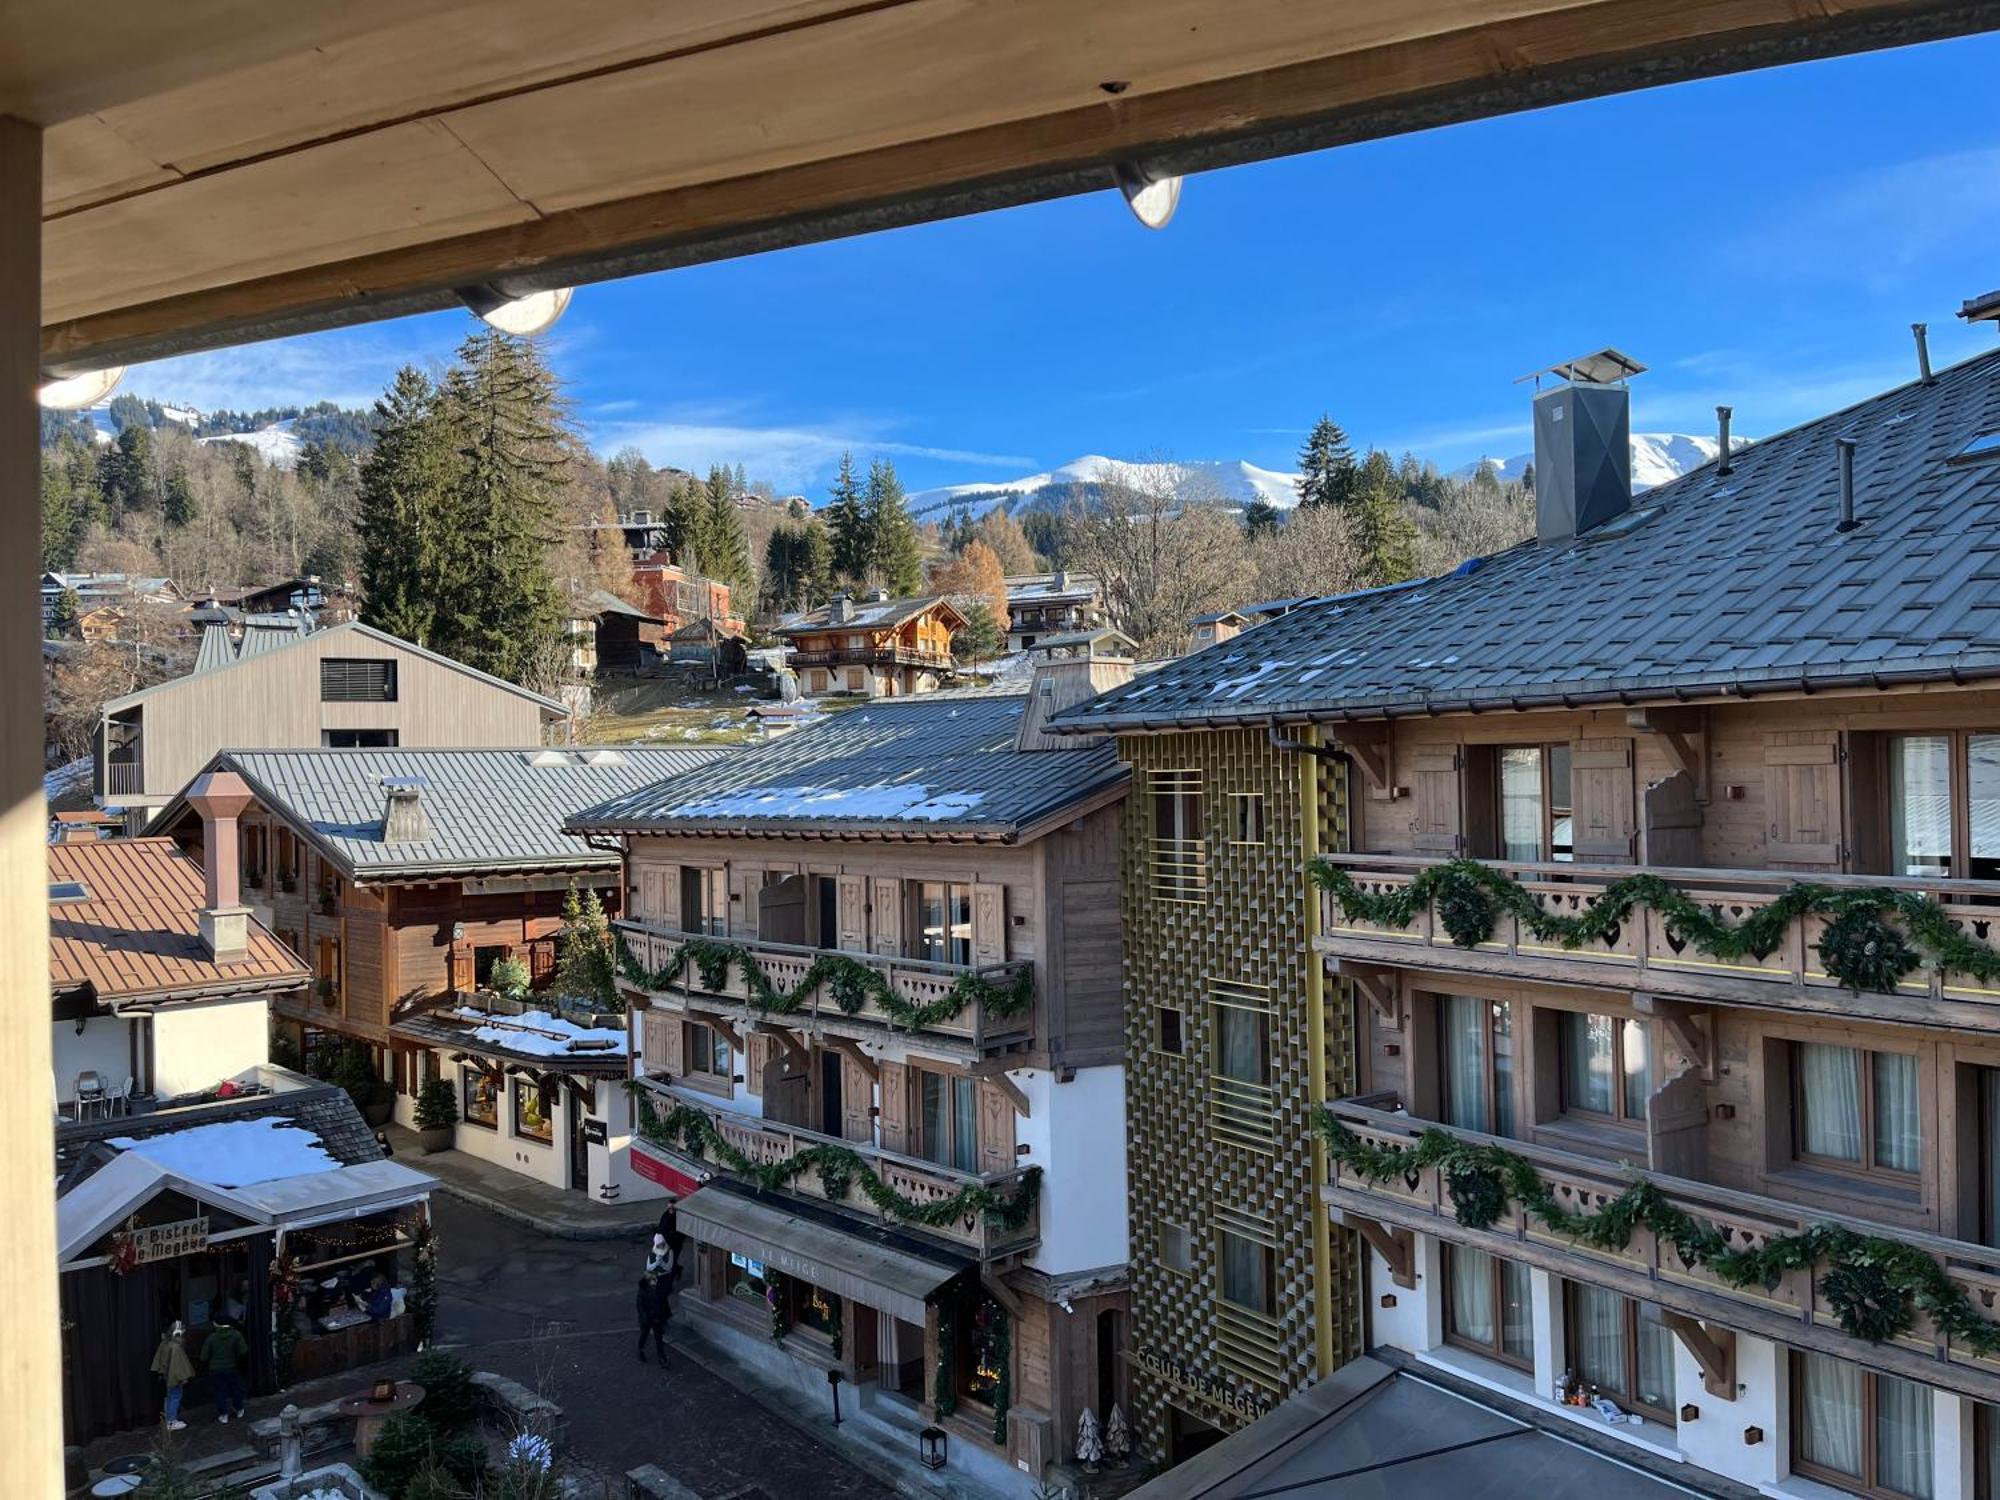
[338,1381,425,1457]
[100,1456,148,1477]
[88,1476,140,1498]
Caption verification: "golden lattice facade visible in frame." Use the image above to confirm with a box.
[1117,726,1360,1465]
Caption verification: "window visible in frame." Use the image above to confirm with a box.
[686,1022,733,1085]
[1217,1227,1275,1318]
[726,1251,769,1305]
[1209,980,1276,1149]
[242,825,267,888]
[462,1066,498,1129]
[1154,1005,1185,1056]
[1981,1067,2000,1249]
[786,1278,842,1342]
[1159,1222,1192,1274]
[1794,1043,1920,1177]
[513,1078,552,1143]
[916,882,972,965]
[1792,1350,1933,1498]
[1149,769,1207,900]
[680,866,727,936]
[916,1068,979,1173]
[1559,1012,1651,1124]
[1230,793,1266,845]
[1212,1002,1270,1087]
[1440,994,1515,1137]
[1976,1401,2000,1499]
[1565,1283,1674,1422]
[1497,745,1574,862]
[321,728,399,748]
[320,658,397,702]
[1443,1245,1532,1371]
[473,945,510,987]
[1887,732,2000,880]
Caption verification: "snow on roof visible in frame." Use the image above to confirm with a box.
[109,1116,341,1188]
[452,1008,628,1057]
[659,783,989,823]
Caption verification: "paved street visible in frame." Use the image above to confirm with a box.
[428,1194,894,1499]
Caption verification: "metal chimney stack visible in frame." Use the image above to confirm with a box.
[1913,323,1936,385]
[1716,406,1733,477]
[1528,349,1644,544]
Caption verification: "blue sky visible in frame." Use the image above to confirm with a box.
[127,32,2000,498]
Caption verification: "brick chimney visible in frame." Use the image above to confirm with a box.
[186,770,255,963]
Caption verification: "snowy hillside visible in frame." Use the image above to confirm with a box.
[198,422,304,472]
[1453,433,1745,492]
[908,455,1301,519]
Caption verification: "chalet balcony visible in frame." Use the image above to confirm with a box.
[639,1080,1039,1259]
[1323,1097,2000,1401]
[785,645,954,671]
[1315,852,2000,1028]
[615,918,1034,1054]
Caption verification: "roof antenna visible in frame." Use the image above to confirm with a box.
[1913,323,1936,385]
[1715,406,1733,476]
[1835,437,1859,533]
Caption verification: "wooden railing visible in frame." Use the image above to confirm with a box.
[651,1083,1039,1258]
[1315,853,2000,1016]
[615,919,1033,1049]
[785,646,954,670]
[1323,1099,2000,1379]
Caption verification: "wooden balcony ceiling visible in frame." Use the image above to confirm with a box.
[17,0,1989,369]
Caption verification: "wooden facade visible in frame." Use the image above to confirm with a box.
[784,599,963,699]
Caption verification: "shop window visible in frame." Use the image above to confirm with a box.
[1149,769,1207,901]
[1558,1012,1651,1125]
[681,866,728,936]
[727,1252,769,1305]
[462,1066,498,1129]
[788,1280,841,1342]
[1159,1221,1192,1275]
[1791,1350,1933,1498]
[513,1078,553,1143]
[1444,1245,1532,1372]
[1154,1004,1184,1056]
[1563,1283,1673,1423]
[1439,994,1515,1138]
[916,881,972,965]
[686,1022,733,1085]
[915,1067,978,1174]
[954,1295,1007,1408]
[1230,793,1266,846]
[1793,1042,1920,1178]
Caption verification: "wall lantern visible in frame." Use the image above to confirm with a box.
[919,1426,948,1471]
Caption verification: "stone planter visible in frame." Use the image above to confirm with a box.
[362,1097,394,1128]
[418,1125,454,1153]
[251,1460,384,1500]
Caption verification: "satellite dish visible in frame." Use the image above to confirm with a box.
[37,366,126,410]
[456,285,574,336]
[1113,163,1182,230]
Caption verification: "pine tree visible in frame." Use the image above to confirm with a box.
[105,424,158,513]
[661,477,703,568]
[48,586,81,637]
[1295,414,1357,511]
[555,883,618,1009]
[763,519,833,613]
[40,450,81,571]
[1243,498,1281,538]
[864,458,924,596]
[358,366,458,647]
[825,452,869,583]
[1351,449,1419,587]
[698,465,753,599]
[162,469,195,528]
[952,603,1006,664]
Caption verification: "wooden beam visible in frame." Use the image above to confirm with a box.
[987,1071,1031,1119]
[1336,1211,1416,1289]
[1660,1311,1737,1399]
[1338,965,1403,1030]
[753,1020,809,1067]
[826,1035,878,1084]
[1329,724,1393,797]
[1626,708,1704,783]
[1633,994,1713,1078]
[690,1008,745,1051]
[979,1266,1025,1320]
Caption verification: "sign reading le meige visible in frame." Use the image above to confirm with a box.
[1134,1344,1274,1421]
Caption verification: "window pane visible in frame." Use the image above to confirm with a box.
[1441,996,1490,1133]
[1872,1052,1921,1173]
[1875,1373,1934,1498]
[1499,1259,1534,1363]
[1571,1283,1627,1397]
[1984,1071,2000,1248]
[1548,745,1574,863]
[1499,748,1544,862]
[1562,1013,1616,1115]
[1890,735,1954,877]
[1446,1246,1495,1346]
[947,886,972,966]
[1973,735,2000,881]
[918,883,946,962]
[1798,1043,1863,1163]
[1621,1020,1652,1121]
[1220,1232,1270,1315]
[952,1075,978,1174]
[1635,1305,1675,1414]
[1491,1002,1515,1138]
[1216,1007,1269,1086]
[1796,1352,1864,1478]
[919,1074,947,1167]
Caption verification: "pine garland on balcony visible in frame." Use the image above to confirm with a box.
[1309,856,2000,997]
[1316,1111,2000,1354]
[632,1089,1041,1233]
[617,933,1034,1031]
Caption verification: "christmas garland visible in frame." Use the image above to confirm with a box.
[618,934,1033,1032]
[933,1298,957,1417]
[272,1254,301,1383]
[1317,1112,2000,1354]
[1309,856,2000,997]
[633,1090,1041,1233]
[409,1218,438,1349]
[768,1273,789,1343]
[986,1301,1012,1447]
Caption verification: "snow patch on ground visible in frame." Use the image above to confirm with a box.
[198,421,304,472]
[110,1117,341,1187]
[44,757,92,802]
[663,783,989,822]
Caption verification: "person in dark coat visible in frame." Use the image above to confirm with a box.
[203,1316,250,1422]
[636,1272,669,1363]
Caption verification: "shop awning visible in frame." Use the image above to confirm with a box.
[56,1152,267,1265]
[678,1187,967,1326]
[229,1160,435,1231]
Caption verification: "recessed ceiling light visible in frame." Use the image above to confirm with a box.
[1113,163,1182,231]
[456,285,574,336]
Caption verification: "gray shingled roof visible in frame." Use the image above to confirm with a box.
[569,692,1127,841]
[1055,347,2000,732]
[775,594,962,635]
[162,746,732,879]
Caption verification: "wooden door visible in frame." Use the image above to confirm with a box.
[1766,730,1845,869]
[976,1081,1016,1176]
[837,874,868,952]
[871,878,902,956]
[1408,749,1463,853]
[841,1051,876,1142]
[1571,739,1638,863]
[971,884,1006,966]
[877,1061,909,1154]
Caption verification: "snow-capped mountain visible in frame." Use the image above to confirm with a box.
[197,421,304,472]
[1453,433,1744,492]
[908,455,1301,519]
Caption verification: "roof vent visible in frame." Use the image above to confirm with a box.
[523,749,572,768]
[1524,348,1641,544]
[577,749,626,767]
[382,779,433,844]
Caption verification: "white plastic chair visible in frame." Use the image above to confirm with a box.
[107,1076,133,1115]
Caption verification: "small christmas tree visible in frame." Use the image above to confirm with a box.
[1105,1404,1131,1464]
[1075,1406,1104,1470]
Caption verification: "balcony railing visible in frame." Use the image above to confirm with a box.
[1323,1098,2000,1392]
[644,1082,1039,1258]
[615,919,1034,1049]
[1315,853,2000,1020]
[103,759,145,797]
[786,645,954,671]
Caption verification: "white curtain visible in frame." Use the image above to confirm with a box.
[1498,1260,1533,1363]
[1217,1007,1267,1087]
[1874,1373,1934,1498]
[951,1075,977,1173]
[1490,1003,1515,1138]
[1798,1043,1863,1163]
[1796,1352,1863,1478]
[1442,996,1489,1132]
[1499,748,1543,862]
[1890,735,1953,876]
[1571,1284,1627,1397]
[1635,1306,1675,1414]
[1621,1021,1652,1121]
[1563,1013,1616,1115]
[1872,1052,1921,1173]
[1447,1247,1495,1346]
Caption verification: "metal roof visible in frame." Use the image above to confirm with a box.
[163,746,732,880]
[1055,346,2000,733]
[569,691,1127,842]
[774,594,965,636]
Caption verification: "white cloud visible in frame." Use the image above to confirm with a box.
[122,321,463,413]
[589,415,1035,491]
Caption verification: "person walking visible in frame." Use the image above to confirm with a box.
[645,1232,675,1280]
[151,1321,194,1431]
[203,1315,250,1423]
[636,1272,669,1364]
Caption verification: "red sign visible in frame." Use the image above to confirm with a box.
[631,1138,708,1198]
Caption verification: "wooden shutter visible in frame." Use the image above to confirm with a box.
[837,874,868,952]
[1408,749,1463,853]
[877,1061,909,1155]
[1767,730,1845,869]
[871,878,902,956]
[841,1053,876,1142]
[745,1032,769,1096]
[971,884,1006,966]
[449,945,474,994]
[1572,739,1638,863]
[976,1081,1016,1176]
[642,1010,683,1077]
[636,866,662,923]
[528,937,556,984]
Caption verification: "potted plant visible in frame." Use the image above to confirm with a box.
[414,1077,458,1153]
[332,1044,395,1127]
